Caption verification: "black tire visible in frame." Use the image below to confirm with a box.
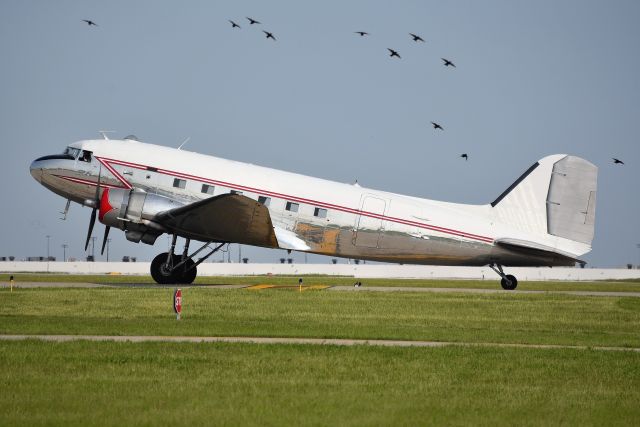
[176,259,197,284]
[151,252,178,284]
[500,274,518,290]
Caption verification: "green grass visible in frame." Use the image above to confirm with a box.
[0,340,638,426]
[2,272,640,292]
[1,287,639,347]
[1,285,639,425]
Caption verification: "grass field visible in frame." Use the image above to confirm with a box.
[1,287,640,347]
[1,341,639,426]
[1,279,639,425]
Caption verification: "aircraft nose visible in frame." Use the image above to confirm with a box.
[30,159,43,183]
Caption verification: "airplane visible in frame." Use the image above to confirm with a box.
[30,134,597,289]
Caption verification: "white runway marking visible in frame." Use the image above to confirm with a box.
[1,334,638,352]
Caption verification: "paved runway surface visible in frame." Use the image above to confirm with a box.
[331,286,640,298]
[1,334,638,352]
[4,281,640,297]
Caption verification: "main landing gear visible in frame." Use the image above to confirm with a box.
[489,263,518,290]
[150,235,226,284]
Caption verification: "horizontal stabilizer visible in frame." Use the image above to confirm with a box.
[495,238,584,265]
[156,194,279,248]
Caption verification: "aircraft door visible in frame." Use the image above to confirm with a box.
[354,196,386,248]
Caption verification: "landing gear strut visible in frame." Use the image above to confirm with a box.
[489,263,518,290]
[150,236,226,284]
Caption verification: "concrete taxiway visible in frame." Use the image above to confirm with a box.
[1,334,638,352]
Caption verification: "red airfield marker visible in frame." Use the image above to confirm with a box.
[174,288,182,320]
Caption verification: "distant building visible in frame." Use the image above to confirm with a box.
[27,256,56,262]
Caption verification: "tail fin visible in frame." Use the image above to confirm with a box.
[491,155,597,252]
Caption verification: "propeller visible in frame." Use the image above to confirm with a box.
[101,225,110,255]
[85,166,102,251]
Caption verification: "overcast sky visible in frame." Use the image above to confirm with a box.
[0,0,638,267]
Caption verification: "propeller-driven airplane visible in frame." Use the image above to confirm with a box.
[30,135,597,288]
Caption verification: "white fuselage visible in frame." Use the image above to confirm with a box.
[30,138,584,266]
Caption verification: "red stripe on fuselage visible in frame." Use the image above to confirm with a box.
[95,156,495,243]
[55,175,126,190]
[95,158,133,189]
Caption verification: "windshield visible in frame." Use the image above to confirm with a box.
[64,147,81,159]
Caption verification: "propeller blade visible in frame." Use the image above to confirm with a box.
[84,165,102,252]
[101,226,111,255]
[85,207,96,251]
[94,165,102,202]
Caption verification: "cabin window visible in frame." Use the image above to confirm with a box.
[285,201,299,213]
[79,150,92,162]
[314,207,328,218]
[173,178,186,189]
[231,190,243,195]
[201,184,214,194]
[258,196,271,207]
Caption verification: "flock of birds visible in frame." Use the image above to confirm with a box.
[81,18,626,166]
[223,17,471,161]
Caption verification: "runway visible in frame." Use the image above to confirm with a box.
[1,334,638,352]
[4,281,640,297]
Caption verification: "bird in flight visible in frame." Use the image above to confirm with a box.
[431,122,444,130]
[613,158,625,165]
[409,33,424,42]
[442,58,456,67]
[229,20,241,29]
[354,31,369,37]
[82,19,98,26]
[263,31,276,41]
[460,154,468,161]
[246,17,261,25]
[387,48,401,59]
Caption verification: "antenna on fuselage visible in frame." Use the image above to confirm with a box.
[98,130,116,140]
[177,137,190,150]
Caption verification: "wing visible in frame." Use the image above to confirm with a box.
[155,194,279,248]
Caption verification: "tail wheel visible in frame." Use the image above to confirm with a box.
[151,252,179,284]
[500,274,518,290]
[176,259,197,284]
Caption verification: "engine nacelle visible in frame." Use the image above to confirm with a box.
[99,187,185,244]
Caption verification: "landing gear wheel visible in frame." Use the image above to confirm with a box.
[500,274,518,290]
[151,252,179,284]
[175,259,197,284]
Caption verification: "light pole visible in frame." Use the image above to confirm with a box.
[90,236,97,261]
[46,235,51,272]
[106,238,111,262]
[238,244,242,264]
[61,244,68,262]
[637,244,640,268]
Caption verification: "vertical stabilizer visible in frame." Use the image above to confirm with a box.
[491,155,597,251]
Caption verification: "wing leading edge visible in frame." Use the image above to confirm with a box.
[155,194,279,248]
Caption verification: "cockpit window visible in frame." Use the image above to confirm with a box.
[79,150,92,162]
[64,147,81,159]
